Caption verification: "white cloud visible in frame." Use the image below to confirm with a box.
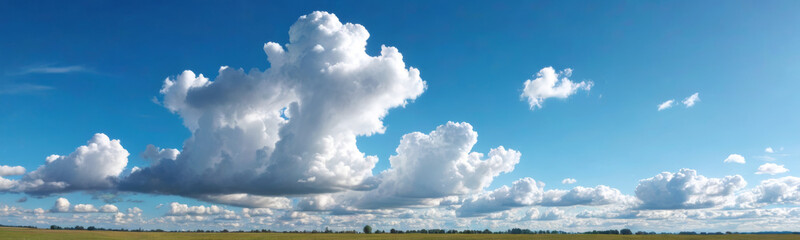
[242,208,274,217]
[73,204,98,213]
[10,133,129,194]
[752,176,800,205]
[657,99,674,111]
[296,194,338,211]
[562,178,577,184]
[439,177,540,217]
[724,154,746,164]
[167,202,224,216]
[122,11,425,197]
[541,185,637,207]
[0,165,25,176]
[48,197,119,214]
[114,207,143,224]
[682,92,700,107]
[0,166,25,191]
[353,122,519,209]
[100,204,119,213]
[756,163,789,175]
[457,178,631,217]
[534,208,565,221]
[521,67,592,110]
[765,147,775,153]
[51,197,70,212]
[635,169,746,209]
[140,144,179,162]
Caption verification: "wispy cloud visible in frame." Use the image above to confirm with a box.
[0,83,54,95]
[18,65,89,74]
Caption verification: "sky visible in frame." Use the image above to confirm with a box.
[1,0,800,233]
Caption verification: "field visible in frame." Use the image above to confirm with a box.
[1,227,799,240]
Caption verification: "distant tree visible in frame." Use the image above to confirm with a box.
[390,228,397,233]
[363,225,372,234]
[221,229,229,233]
[87,226,96,231]
[620,229,632,235]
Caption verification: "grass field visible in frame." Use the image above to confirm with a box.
[2,227,799,240]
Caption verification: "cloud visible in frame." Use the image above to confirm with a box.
[73,204,98,213]
[541,185,637,207]
[121,11,425,198]
[196,194,291,209]
[19,65,89,74]
[724,154,746,164]
[657,99,674,111]
[765,147,774,153]
[457,178,631,217]
[682,92,700,107]
[0,165,25,176]
[0,165,25,190]
[532,208,565,221]
[100,204,119,213]
[140,144,179,162]
[51,197,71,212]
[431,177,539,217]
[752,176,800,205]
[296,194,339,211]
[0,83,53,95]
[756,163,789,175]
[167,202,225,216]
[114,207,143,224]
[521,67,592,110]
[6,133,129,195]
[242,208,274,217]
[635,169,746,209]
[562,178,577,184]
[47,197,119,213]
[352,122,519,209]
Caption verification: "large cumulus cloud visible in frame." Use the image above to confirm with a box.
[121,11,426,198]
[7,133,129,194]
[734,176,800,208]
[635,169,746,209]
[356,122,519,208]
[296,122,520,210]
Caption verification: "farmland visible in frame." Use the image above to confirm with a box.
[2,227,799,240]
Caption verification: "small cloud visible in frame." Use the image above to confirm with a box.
[561,178,577,184]
[756,163,789,175]
[521,67,592,110]
[724,154,746,164]
[682,92,700,107]
[765,147,775,153]
[657,99,674,111]
[16,197,27,203]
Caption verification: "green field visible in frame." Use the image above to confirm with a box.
[1,227,799,240]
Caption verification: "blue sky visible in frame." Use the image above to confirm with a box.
[1,0,800,232]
